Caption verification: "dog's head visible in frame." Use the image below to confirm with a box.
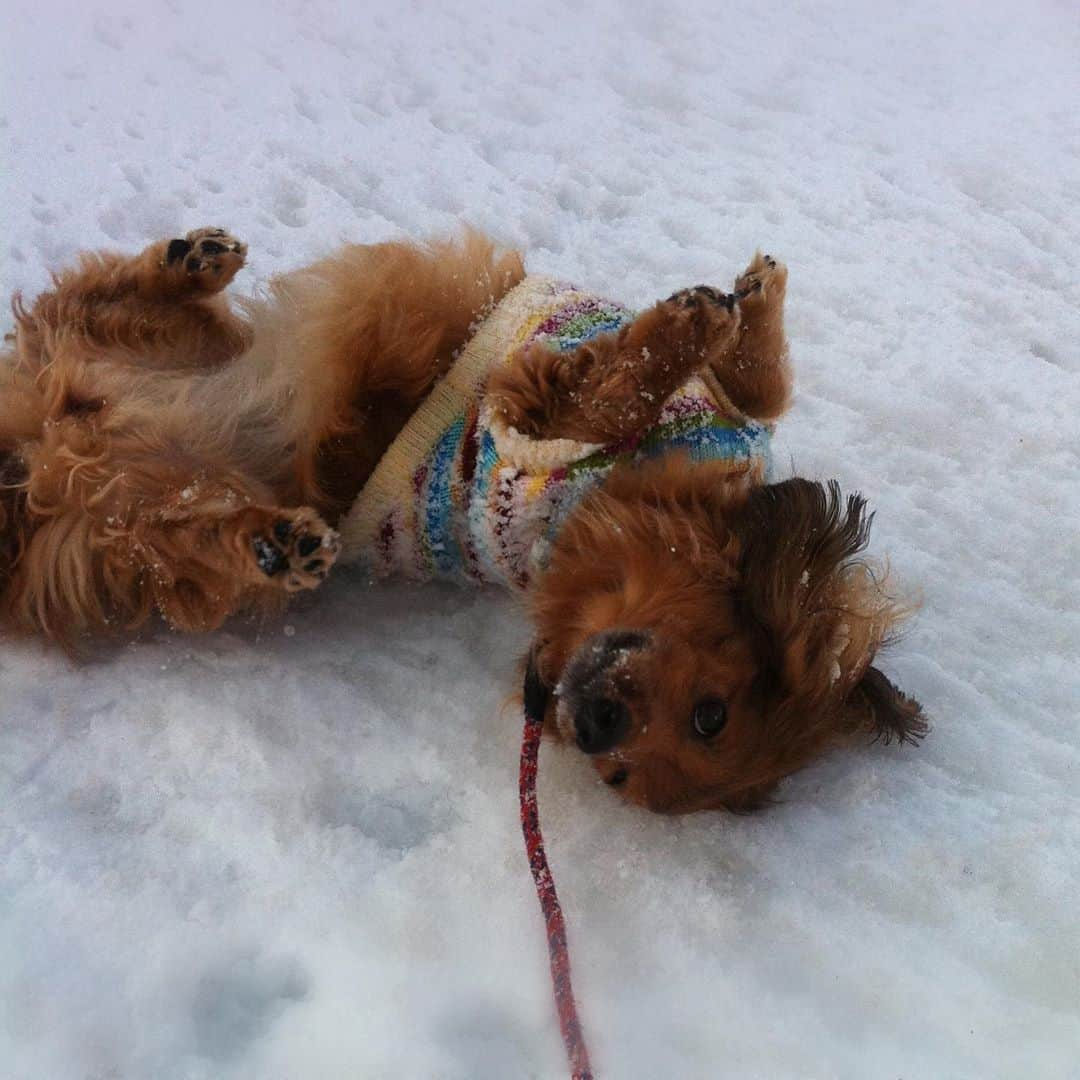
[528,461,926,813]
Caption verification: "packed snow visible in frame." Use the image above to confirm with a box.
[2,1,1078,1076]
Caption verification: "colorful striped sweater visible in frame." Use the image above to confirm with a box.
[339,276,773,589]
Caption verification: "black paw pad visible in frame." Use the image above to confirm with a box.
[297,535,321,557]
[678,285,736,311]
[734,280,763,300]
[166,238,193,264]
[273,520,293,544]
[667,289,700,309]
[253,536,288,577]
[693,285,736,311]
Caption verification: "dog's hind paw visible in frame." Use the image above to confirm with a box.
[251,509,341,593]
[163,227,247,291]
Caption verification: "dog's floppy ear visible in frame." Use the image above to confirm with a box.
[844,665,928,745]
[523,643,553,721]
[734,479,904,722]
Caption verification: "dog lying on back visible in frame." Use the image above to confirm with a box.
[0,228,925,812]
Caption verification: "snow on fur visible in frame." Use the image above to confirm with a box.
[2,1,1078,1076]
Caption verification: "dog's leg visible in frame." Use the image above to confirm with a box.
[486,287,742,443]
[5,433,341,641]
[279,230,525,517]
[717,253,792,421]
[14,228,251,372]
[147,227,249,298]
[134,499,342,632]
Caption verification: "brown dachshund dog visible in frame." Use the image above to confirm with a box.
[0,228,925,812]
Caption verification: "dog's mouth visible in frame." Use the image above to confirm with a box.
[605,766,629,788]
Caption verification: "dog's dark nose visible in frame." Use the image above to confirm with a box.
[575,697,631,754]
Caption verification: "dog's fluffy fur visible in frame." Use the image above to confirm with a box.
[0,228,523,639]
[0,228,925,812]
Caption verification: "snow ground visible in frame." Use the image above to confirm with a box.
[2,0,1079,1076]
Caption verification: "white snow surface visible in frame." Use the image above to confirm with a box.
[2,1,1079,1076]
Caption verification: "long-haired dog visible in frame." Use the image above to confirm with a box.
[0,228,926,813]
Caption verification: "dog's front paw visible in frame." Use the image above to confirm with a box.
[734,252,787,304]
[164,227,247,290]
[252,509,341,593]
[666,284,739,311]
[660,285,742,347]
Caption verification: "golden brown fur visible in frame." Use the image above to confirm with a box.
[499,253,925,814]
[529,463,924,813]
[486,253,790,442]
[0,227,522,643]
[0,228,924,812]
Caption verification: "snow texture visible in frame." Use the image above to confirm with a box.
[2,1,1078,1076]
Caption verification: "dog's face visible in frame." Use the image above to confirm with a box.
[530,462,925,814]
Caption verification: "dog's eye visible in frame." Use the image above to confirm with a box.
[692,698,727,739]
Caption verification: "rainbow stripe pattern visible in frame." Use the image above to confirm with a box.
[340,276,772,588]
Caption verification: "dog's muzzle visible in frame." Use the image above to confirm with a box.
[573,696,631,754]
[556,629,652,754]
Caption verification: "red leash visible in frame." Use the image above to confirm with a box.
[520,660,594,1080]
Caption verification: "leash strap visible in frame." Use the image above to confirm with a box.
[520,661,594,1080]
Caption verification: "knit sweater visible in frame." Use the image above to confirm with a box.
[339,276,773,589]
